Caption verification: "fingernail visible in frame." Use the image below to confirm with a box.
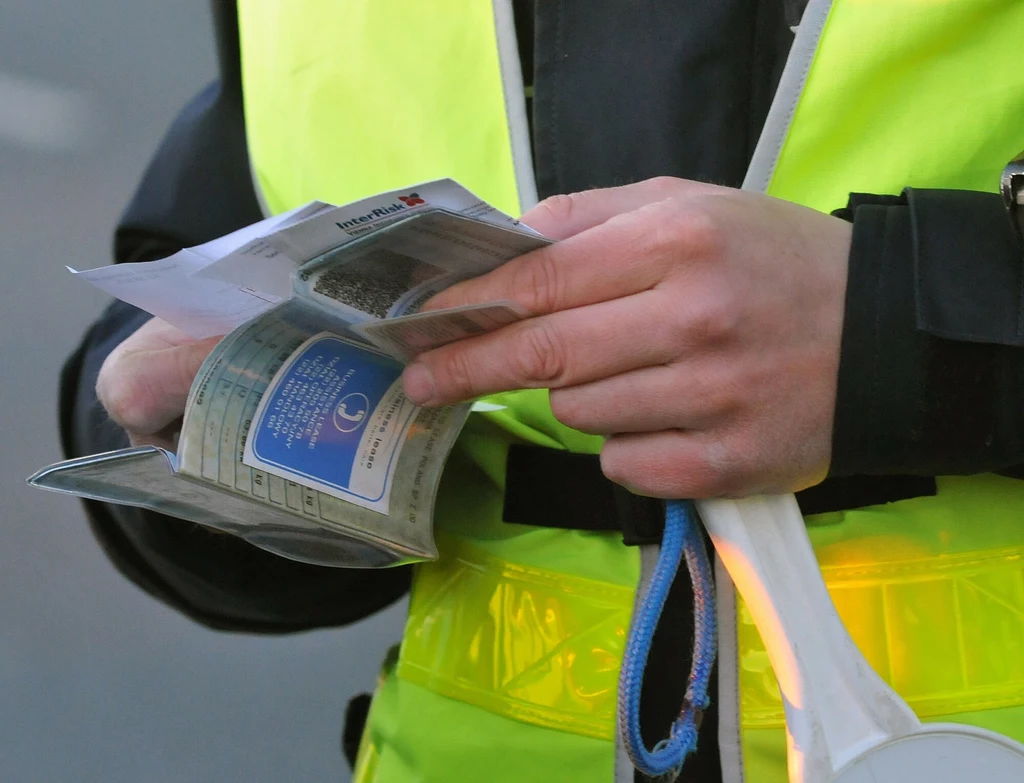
[402,363,436,405]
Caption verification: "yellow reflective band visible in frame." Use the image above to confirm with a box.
[739,542,1024,728]
[397,534,634,741]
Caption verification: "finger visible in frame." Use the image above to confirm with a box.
[403,290,686,405]
[549,363,738,435]
[128,420,182,452]
[425,196,719,314]
[600,429,757,499]
[115,316,209,353]
[97,337,220,437]
[520,177,725,239]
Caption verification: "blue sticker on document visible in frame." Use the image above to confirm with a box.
[243,332,418,513]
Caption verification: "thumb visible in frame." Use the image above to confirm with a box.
[97,336,220,437]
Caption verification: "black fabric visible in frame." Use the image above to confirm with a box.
[831,190,1024,478]
[794,475,936,515]
[784,0,811,27]
[504,446,938,533]
[512,0,536,147]
[615,489,668,547]
[512,0,535,90]
[341,693,372,769]
[502,445,665,544]
[909,189,1024,346]
[531,0,794,198]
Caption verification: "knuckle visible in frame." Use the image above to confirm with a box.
[674,364,737,420]
[548,388,590,431]
[510,322,568,386]
[608,207,657,248]
[511,249,565,314]
[172,347,205,392]
[601,444,690,498]
[677,205,724,257]
[696,437,756,497]
[531,193,579,226]
[628,209,684,268]
[685,472,730,499]
[97,364,155,434]
[598,445,634,489]
[646,175,683,194]
[434,348,479,399]
[672,456,731,499]
[600,437,747,499]
[691,471,735,499]
[643,200,725,263]
[681,294,739,345]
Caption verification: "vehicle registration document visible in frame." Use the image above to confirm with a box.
[29,180,546,568]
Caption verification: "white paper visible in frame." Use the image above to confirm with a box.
[187,201,332,263]
[71,257,281,338]
[69,202,332,338]
[194,179,535,301]
[69,180,545,339]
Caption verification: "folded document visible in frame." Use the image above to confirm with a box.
[29,180,547,568]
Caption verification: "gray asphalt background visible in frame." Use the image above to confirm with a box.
[1,3,405,781]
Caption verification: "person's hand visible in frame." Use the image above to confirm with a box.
[401,177,851,498]
[96,318,221,450]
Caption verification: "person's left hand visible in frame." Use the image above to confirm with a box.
[96,317,222,451]
[401,177,851,499]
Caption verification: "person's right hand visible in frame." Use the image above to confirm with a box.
[96,318,221,450]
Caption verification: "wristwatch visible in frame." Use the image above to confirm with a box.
[1001,149,1024,243]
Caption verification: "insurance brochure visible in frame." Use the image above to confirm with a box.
[29,180,547,568]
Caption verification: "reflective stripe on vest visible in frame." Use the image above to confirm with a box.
[741,477,1024,729]
[236,1,1024,781]
[399,533,632,741]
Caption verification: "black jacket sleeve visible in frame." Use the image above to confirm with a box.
[830,188,1024,479]
[60,4,409,634]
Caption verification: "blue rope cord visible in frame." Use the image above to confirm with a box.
[618,500,718,780]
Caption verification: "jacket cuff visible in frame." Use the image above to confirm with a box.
[830,198,928,475]
[830,189,1024,477]
[909,188,1024,345]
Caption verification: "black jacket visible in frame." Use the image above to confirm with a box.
[60,2,1024,778]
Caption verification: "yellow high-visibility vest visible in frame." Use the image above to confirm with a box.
[237,1,1024,779]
